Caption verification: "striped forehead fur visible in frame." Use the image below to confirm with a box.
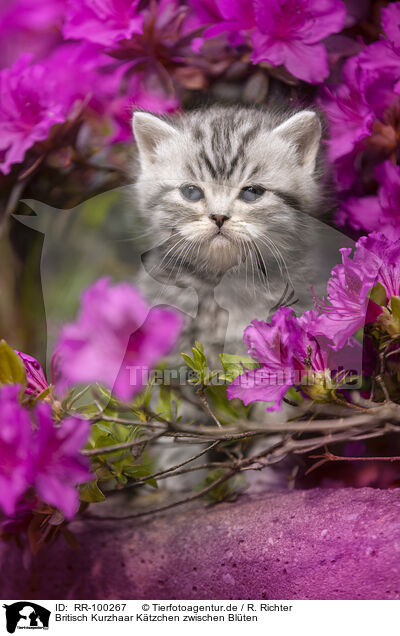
[180,106,296,182]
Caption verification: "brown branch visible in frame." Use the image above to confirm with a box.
[125,440,221,485]
[386,347,400,359]
[80,468,236,522]
[196,387,222,428]
[311,449,400,463]
[128,461,228,485]
[82,431,165,456]
[331,393,371,413]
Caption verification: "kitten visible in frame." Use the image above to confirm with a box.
[131,104,329,367]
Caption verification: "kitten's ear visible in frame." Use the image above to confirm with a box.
[273,111,321,173]
[132,111,177,163]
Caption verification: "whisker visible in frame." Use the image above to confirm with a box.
[151,236,188,275]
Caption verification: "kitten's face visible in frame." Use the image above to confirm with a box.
[133,107,322,276]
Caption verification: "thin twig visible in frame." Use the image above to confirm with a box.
[311,449,400,463]
[92,414,166,429]
[125,440,221,485]
[82,431,164,456]
[81,468,236,521]
[386,347,400,359]
[128,461,228,485]
[196,387,223,428]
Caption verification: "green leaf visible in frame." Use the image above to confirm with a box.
[369,282,387,306]
[0,340,27,387]
[32,386,51,404]
[205,385,251,424]
[286,386,303,404]
[194,341,204,353]
[219,353,259,383]
[94,421,115,436]
[192,347,206,371]
[391,296,400,323]
[95,383,124,411]
[79,480,106,503]
[141,376,155,410]
[181,352,198,371]
[155,386,181,420]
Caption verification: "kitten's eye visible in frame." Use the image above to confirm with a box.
[180,184,204,202]
[238,185,266,202]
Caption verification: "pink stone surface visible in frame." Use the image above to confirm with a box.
[1,488,400,600]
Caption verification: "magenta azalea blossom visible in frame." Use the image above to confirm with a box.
[63,0,143,47]
[355,41,400,119]
[188,0,346,83]
[0,385,90,519]
[356,233,400,301]
[63,0,196,129]
[187,0,251,47]
[0,385,32,516]
[109,72,180,143]
[54,278,183,401]
[320,2,400,196]
[31,404,91,519]
[228,308,297,411]
[335,195,382,234]
[0,0,65,67]
[0,44,118,174]
[337,161,400,237]
[14,350,48,397]
[0,54,68,175]
[313,246,383,349]
[227,308,340,412]
[313,232,400,350]
[250,0,346,83]
[381,2,400,48]
[319,56,375,164]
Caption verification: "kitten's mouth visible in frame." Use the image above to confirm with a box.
[212,229,231,242]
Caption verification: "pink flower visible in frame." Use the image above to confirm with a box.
[312,232,400,350]
[227,308,342,412]
[335,196,382,235]
[356,233,400,300]
[250,0,346,83]
[336,162,400,237]
[63,0,143,47]
[109,72,180,143]
[0,0,66,67]
[0,54,68,174]
[54,278,183,401]
[187,0,251,46]
[31,404,91,519]
[381,2,400,49]
[0,385,32,516]
[189,0,346,83]
[0,385,91,519]
[320,2,400,195]
[313,246,383,349]
[14,351,48,397]
[228,308,297,412]
[63,0,199,123]
[355,41,400,119]
[319,56,375,164]
[0,43,110,175]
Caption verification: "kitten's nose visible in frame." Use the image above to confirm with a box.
[210,214,229,228]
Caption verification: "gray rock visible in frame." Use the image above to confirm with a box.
[1,488,400,600]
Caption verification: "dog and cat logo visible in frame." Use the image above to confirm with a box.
[3,603,50,633]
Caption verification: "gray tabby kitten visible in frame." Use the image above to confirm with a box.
[132,105,326,366]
